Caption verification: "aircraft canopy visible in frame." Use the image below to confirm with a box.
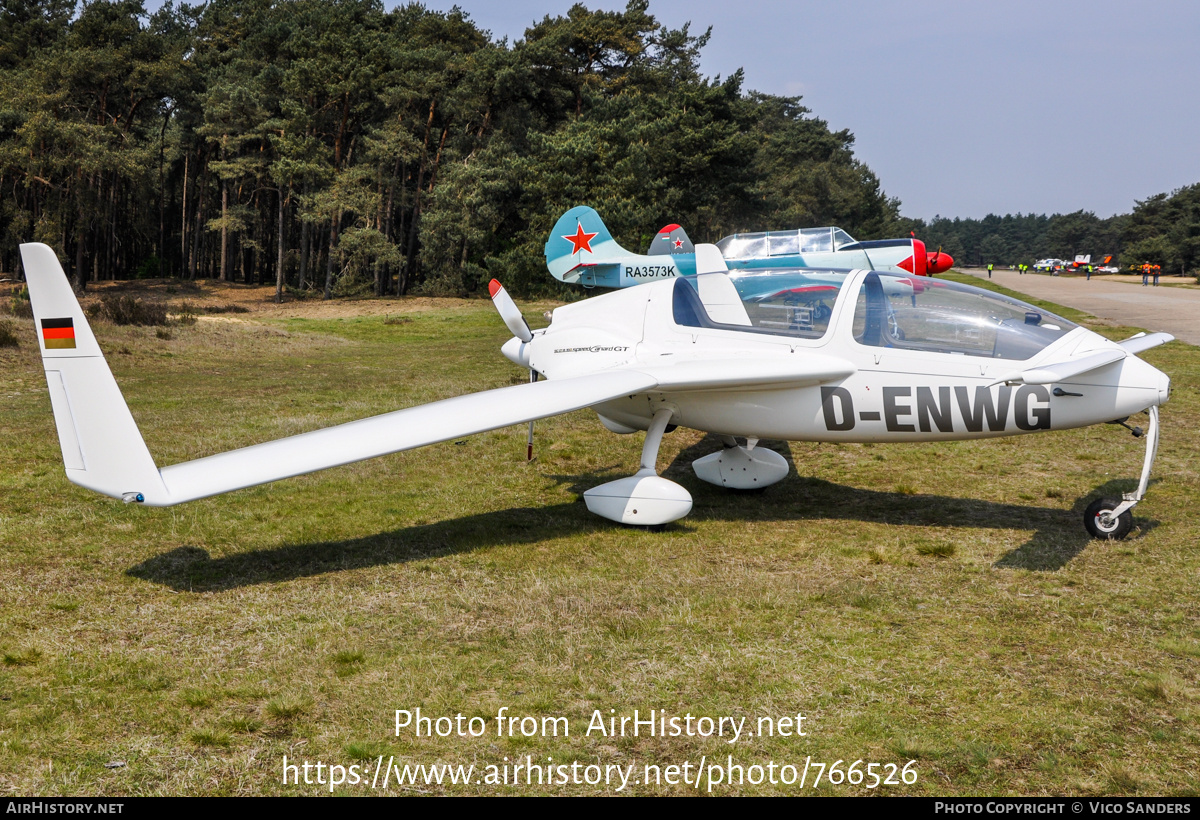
[672,271,851,340]
[716,228,858,259]
[853,272,1079,360]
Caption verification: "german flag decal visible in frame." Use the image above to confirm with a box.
[41,317,76,349]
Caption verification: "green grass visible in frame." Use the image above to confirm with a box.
[0,291,1198,795]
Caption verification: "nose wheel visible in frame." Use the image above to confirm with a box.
[1084,498,1133,540]
[1085,406,1159,540]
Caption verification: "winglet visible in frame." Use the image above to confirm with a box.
[986,348,1128,387]
[19,243,168,504]
[1118,332,1174,355]
[694,244,728,274]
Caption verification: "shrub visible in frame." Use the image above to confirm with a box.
[135,255,161,279]
[0,319,19,348]
[8,286,32,318]
[285,284,315,300]
[332,271,372,298]
[90,294,168,326]
[173,302,197,325]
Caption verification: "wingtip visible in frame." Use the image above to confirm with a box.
[488,279,502,298]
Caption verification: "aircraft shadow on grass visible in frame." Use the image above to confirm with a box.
[126,435,1157,592]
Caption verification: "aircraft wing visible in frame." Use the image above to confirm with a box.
[989,348,1128,387]
[159,348,857,501]
[156,371,656,504]
[633,354,855,392]
[19,242,656,507]
[1118,332,1174,355]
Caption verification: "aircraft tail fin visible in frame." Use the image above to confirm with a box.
[19,243,168,505]
[647,224,695,256]
[545,206,636,283]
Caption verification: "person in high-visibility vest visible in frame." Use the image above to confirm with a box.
[987,263,993,278]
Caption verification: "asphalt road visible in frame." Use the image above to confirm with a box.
[960,268,1200,346]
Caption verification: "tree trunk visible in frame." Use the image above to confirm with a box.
[323,211,340,300]
[428,125,449,193]
[219,142,228,282]
[275,187,286,303]
[180,151,189,276]
[190,167,205,280]
[383,155,402,296]
[73,197,86,293]
[299,216,310,290]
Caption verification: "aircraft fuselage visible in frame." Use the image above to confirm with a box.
[511,272,1168,444]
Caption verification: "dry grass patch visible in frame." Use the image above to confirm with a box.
[190,729,232,748]
[2,648,42,667]
[217,714,263,734]
[266,697,311,722]
[345,741,390,760]
[1156,639,1200,658]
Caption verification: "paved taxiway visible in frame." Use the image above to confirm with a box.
[960,268,1200,345]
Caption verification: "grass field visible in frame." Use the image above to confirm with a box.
[0,277,1197,795]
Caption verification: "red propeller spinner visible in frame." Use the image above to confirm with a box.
[898,238,954,276]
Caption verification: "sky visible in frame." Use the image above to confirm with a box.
[145,0,1200,221]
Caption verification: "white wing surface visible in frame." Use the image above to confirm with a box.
[989,348,1128,387]
[156,373,654,504]
[638,355,855,392]
[1117,332,1174,355]
[19,243,655,507]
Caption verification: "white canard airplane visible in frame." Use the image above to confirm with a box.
[20,242,1171,539]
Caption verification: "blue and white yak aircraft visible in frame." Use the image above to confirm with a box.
[545,206,953,289]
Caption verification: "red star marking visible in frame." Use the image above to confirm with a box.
[563,223,599,255]
[672,239,684,249]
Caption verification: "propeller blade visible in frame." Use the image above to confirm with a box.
[489,279,533,343]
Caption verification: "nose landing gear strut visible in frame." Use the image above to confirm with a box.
[1084,405,1160,540]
